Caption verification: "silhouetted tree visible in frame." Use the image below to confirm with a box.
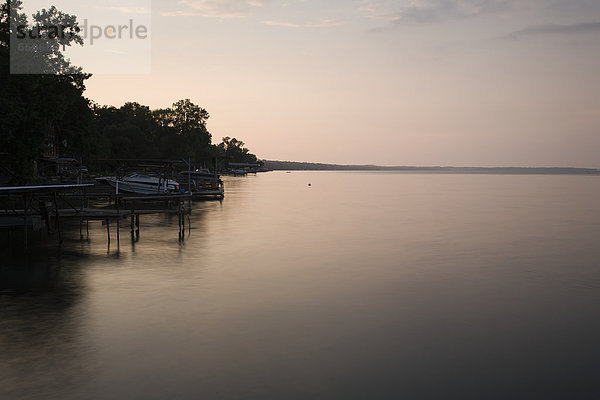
[0,0,89,183]
[1,2,259,181]
[218,137,258,164]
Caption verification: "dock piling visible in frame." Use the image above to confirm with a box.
[1,185,204,249]
[23,194,28,249]
[53,192,62,244]
[130,210,135,235]
[106,218,110,245]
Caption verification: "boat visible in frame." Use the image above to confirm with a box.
[228,169,248,176]
[177,169,224,198]
[179,168,216,180]
[96,173,180,194]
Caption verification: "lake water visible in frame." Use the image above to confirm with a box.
[1,171,600,399]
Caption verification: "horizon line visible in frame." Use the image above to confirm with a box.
[263,160,600,170]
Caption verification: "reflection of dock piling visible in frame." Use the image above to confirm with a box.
[0,184,194,248]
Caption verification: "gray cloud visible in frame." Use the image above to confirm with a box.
[262,19,344,28]
[109,6,152,15]
[161,0,308,18]
[162,0,268,18]
[506,21,600,39]
[360,0,513,24]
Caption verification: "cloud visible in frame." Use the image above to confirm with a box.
[262,19,344,28]
[506,21,600,39]
[359,0,513,24]
[109,6,152,15]
[161,0,267,18]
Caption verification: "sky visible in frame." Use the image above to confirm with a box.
[21,0,600,167]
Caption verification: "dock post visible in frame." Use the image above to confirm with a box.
[187,202,191,235]
[106,218,110,245]
[130,210,135,235]
[81,186,85,213]
[182,203,185,238]
[135,213,140,237]
[23,194,28,249]
[188,157,192,210]
[116,196,120,244]
[178,201,183,241]
[53,192,62,244]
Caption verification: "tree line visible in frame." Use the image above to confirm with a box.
[0,1,258,184]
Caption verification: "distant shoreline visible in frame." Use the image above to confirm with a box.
[263,161,600,175]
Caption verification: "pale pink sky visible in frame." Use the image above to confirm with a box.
[27,0,600,167]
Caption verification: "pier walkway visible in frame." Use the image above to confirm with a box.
[0,184,198,248]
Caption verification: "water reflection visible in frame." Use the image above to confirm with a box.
[0,250,90,399]
[0,206,213,399]
[1,173,600,399]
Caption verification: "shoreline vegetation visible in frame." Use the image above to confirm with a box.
[263,161,600,175]
[0,2,258,185]
[2,2,598,184]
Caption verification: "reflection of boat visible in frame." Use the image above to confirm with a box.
[96,174,180,194]
[229,169,248,176]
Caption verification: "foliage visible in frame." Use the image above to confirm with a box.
[150,99,212,158]
[0,0,89,184]
[82,100,257,169]
[218,137,258,165]
[0,2,259,183]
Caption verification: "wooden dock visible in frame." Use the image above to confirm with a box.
[0,184,201,248]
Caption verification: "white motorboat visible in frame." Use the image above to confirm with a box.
[96,173,180,194]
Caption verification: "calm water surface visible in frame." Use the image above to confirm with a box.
[1,172,600,399]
